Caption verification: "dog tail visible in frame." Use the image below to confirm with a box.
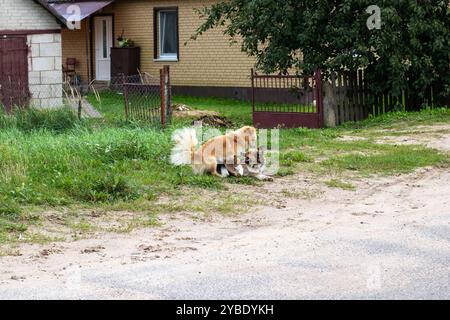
[171,128,198,166]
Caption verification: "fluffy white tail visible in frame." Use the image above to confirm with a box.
[171,128,198,166]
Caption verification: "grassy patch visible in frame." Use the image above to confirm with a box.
[87,90,126,123]
[172,96,253,126]
[325,179,356,191]
[280,188,319,200]
[322,145,449,175]
[340,107,450,130]
[0,198,28,242]
[280,150,312,167]
[0,96,448,247]
[0,107,80,133]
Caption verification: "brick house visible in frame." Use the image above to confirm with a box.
[38,0,256,100]
[0,0,64,110]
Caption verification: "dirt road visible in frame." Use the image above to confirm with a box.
[0,127,449,299]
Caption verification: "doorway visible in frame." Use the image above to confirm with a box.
[94,16,113,81]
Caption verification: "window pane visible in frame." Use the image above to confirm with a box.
[102,20,107,58]
[160,11,177,56]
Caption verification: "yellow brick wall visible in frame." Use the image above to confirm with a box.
[61,20,91,81]
[62,0,256,88]
[112,0,255,87]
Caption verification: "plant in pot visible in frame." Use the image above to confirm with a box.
[117,30,134,48]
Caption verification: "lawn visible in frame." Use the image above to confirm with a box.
[87,91,253,125]
[0,96,449,249]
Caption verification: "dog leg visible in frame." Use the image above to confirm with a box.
[235,165,244,177]
[256,174,274,182]
[205,157,222,177]
[220,166,230,178]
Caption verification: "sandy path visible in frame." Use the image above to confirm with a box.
[0,166,449,299]
[0,124,449,299]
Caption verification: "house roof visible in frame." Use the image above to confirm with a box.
[33,0,67,25]
[34,0,114,26]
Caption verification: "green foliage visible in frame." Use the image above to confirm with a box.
[195,1,450,100]
[0,107,79,133]
[280,150,311,167]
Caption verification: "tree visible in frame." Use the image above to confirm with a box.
[194,1,450,102]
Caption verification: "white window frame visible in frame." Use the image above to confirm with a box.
[156,9,178,62]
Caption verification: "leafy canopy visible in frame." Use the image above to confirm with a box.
[194,1,450,98]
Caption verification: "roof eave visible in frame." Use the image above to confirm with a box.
[33,0,68,26]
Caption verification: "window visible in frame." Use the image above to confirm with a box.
[154,8,179,61]
[102,20,107,59]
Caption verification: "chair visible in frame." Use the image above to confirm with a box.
[62,58,78,84]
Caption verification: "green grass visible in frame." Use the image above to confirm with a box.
[0,95,449,247]
[0,107,80,133]
[87,90,126,122]
[321,145,449,175]
[340,107,450,130]
[87,93,254,126]
[172,96,253,126]
[325,179,356,191]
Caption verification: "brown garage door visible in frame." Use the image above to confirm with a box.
[0,36,29,112]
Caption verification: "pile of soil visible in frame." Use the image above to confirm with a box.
[193,115,234,128]
[173,104,191,111]
[174,110,218,118]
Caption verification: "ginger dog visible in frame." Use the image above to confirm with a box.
[171,126,257,177]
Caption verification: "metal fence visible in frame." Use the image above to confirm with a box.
[123,66,172,127]
[1,65,172,128]
[69,67,172,127]
[251,69,324,128]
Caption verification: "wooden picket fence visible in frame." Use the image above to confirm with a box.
[325,70,440,126]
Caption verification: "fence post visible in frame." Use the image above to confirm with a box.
[323,73,337,128]
[251,68,255,113]
[164,65,171,124]
[315,70,325,128]
[124,84,129,120]
[160,67,166,128]
[77,85,84,120]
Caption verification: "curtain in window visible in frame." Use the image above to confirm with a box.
[160,11,177,56]
[102,20,107,58]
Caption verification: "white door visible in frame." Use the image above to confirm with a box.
[94,16,113,81]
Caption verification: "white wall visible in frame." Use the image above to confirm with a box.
[28,33,63,109]
[0,0,60,30]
